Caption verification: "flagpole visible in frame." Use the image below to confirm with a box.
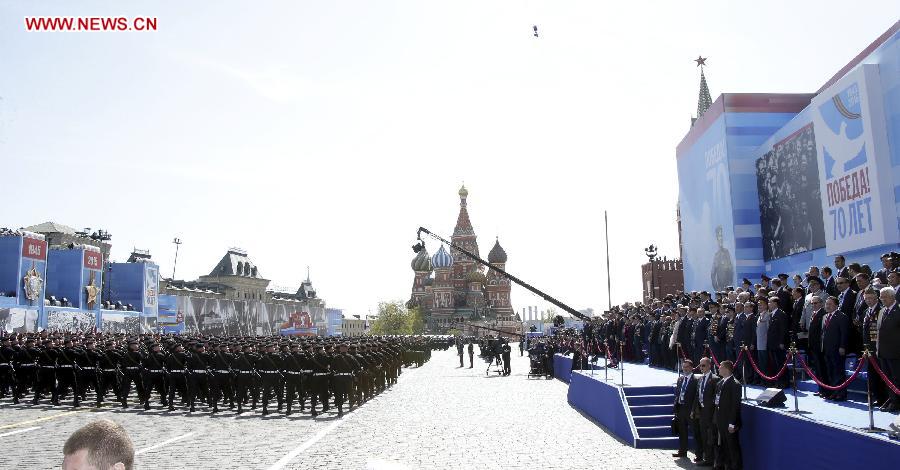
[605,210,612,310]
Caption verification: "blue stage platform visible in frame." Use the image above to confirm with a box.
[559,353,900,468]
[553,353,572,382]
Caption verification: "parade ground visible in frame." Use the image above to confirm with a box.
[0,347,683,470]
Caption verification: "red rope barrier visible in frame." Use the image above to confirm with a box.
[677,344,701,372]
[744,349,792,381]
[705,344,721,368]
[867,356,900,396]
[797,355,865,391]
[676,343,688,361]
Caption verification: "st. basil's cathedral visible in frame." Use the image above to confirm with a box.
[407,186,520,335]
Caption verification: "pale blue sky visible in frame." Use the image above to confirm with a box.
[1,1,898,315]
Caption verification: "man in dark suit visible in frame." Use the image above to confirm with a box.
[677,308,693,365]
[694,358,719,466]
[822,296,849,400]
[732,304,745,361]
[649,315,662,367]
[875,253,893,285]
[715,360,743,470]
[672,359,699,460]
[823,267,837,297]
[861,288,887,407]
[877,286,900,412]
[713,308,729,365]
[790,287,806,347]
[742,278,754,297]
[835,255,849,281]
[692,308,709,364]
[836,277,857,318]
[767,297,790,387]
[851,274,871,355]
[774,276,792,313]
[806,296,829,398]
[742,302,759,385]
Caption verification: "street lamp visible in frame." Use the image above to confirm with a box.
[644,244,658,303]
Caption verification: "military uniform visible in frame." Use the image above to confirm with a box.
[119,342,145,409]
[232,345,259,413]
[186,344,212,412]
[330,346,360,416]
[165,345,190,410]
[308,345,331,416]
[141,344,169,409]
[0,338,18,402]
[210,344,235,412]
[93,342,120,406]
[14,340,39,402]
[255,345,284,415]
[33,341,58,405]
[55,341,81,407]
[282,345,306,415]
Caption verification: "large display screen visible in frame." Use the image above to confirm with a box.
[756,123,826,260]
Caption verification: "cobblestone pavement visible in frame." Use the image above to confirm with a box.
[0,347,685,469]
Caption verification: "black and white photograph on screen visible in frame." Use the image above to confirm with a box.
[756,124,826,260]
[46,309,96,333]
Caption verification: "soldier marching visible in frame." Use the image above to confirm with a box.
[0,332,438,417]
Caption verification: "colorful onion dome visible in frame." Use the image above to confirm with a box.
[488,238,507,264]
[410,248,432,272]
[431,245,454,269]
[466,270,487,284]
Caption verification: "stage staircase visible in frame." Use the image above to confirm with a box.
[622,385,686,449]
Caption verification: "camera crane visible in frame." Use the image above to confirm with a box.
[413,227,591,324]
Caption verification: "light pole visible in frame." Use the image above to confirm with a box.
[644,244,658,303]
[172,237,182,279]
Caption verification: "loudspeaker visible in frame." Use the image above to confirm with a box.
[889,414,900,433]
[756,388,787,408]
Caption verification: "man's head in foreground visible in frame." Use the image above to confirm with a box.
[62,419,134,470]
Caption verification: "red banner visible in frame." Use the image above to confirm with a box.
[22,238,47,261]
[83,250,103,270]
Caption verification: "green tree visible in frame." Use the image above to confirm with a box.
[369,300,412,335]
[407,306,425,334]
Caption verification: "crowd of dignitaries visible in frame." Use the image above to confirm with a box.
[571,251,900,411]
[0,332,444,417]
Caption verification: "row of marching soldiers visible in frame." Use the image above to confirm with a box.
[0,333,435,417]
